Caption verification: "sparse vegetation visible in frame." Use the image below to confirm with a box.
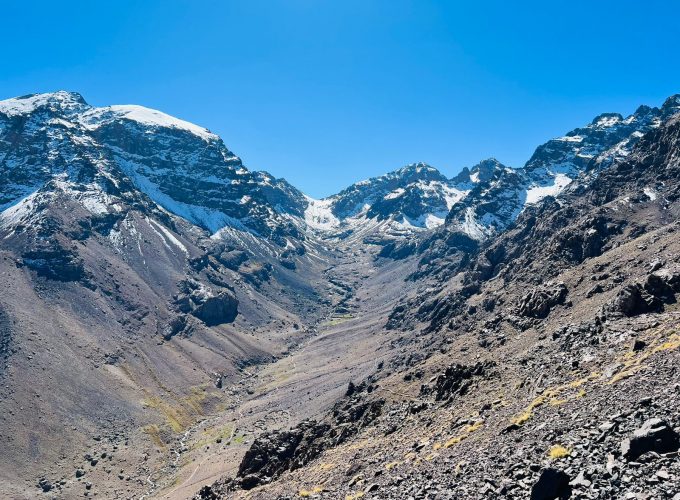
[548,444,570,459]
[298,485,323,497]
[443,421,484,448]
[142,424,166,449]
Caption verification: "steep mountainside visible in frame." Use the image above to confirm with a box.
[0,91,307,243]
[0,92,346,499]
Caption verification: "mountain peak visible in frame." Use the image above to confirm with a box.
[80,103,219,142]
[590,112,623,127]
[0,90,88,117]
[396,162,438,175]
[468,158,505,183]
[661,93,680,117]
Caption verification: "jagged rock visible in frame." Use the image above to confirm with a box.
[516,283,568,319]
[606,283,660,317]
[195,483,231,499]
[173,281,238,326]
[586,284,604,298]
[604,270,679,318]
[632,339,647,352]
[279,258,296,270]
[530,468,572,500]
[235,382,383,489]
[421,361,494,402]
[162,315,187,340]
[643,272,676,303]
[621,418,680,460]
[20,241,87,282]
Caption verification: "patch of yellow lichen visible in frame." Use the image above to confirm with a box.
[142,424,166,449]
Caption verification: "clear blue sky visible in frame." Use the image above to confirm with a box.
[2,1,679,197]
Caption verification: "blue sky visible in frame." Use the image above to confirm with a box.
[2,1,679,197]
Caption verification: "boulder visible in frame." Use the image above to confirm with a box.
[606,284,661,317]
[621,418,680,460]
[530,468,572,500]
[192,292,238,326]
[173,281,238,326]
[421,361,494,402]
[235,385,383,489]
[38,478,52,492]
[606,271,679,317]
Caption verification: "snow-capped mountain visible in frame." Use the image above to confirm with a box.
[0,91,308,245]
[304,162,475,237]
[3,91,679,252]
[444,95,680,240]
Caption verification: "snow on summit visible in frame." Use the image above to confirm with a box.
[82,104,219,142]
[0,91,87,117]
[0,91,218,142]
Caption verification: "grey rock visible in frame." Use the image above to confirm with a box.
[621,418,680,460]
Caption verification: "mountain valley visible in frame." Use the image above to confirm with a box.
[1,91,679,500]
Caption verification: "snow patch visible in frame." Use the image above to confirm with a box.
[0,190,40,228]
[304,196,340,231]
[525,173,572,205]
[384,188,405,200]
[559,135,583,143]
[0,91,84,117]
[148,218,189,257]
[459,207,488,240]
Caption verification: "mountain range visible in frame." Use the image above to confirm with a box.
[1,91,680,499]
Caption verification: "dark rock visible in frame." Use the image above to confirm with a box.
[516,283,568,319]
[196,485,217,500]
[21,240,88,282]
[192,291,238,326]
[586,284,603,298]
[366,483,379,493]
[235,386,384,489]
[163,315,187,340]
[633,339,647,352]
[606,283,661,317]
[38,478,52,492]
[621,418,680,460]
[530,468,571,500]
[279,258,296,270]
[421,361,494,402]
